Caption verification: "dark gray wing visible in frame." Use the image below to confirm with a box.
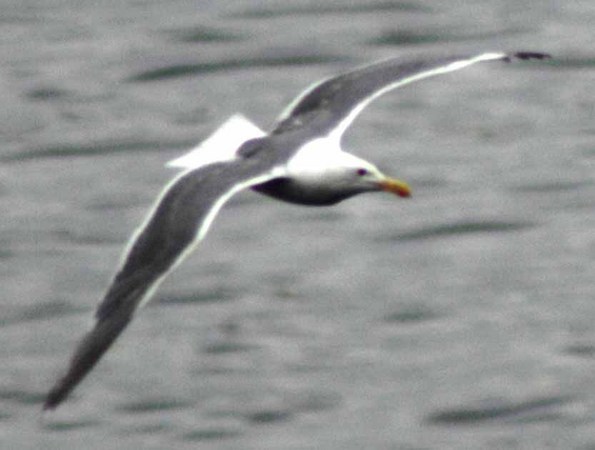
[272,51,550,138]
[44,154,284,410]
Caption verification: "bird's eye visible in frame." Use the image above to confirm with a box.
[356,168,368,176]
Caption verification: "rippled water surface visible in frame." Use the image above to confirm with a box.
[2,1,595,449]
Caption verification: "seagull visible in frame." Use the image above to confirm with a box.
[44,51,550,410]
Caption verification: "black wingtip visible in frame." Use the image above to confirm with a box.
[42,306,135,411]
[504,52,552,63]
[43,364,85,411]
[43,376,77,411]
[43,389,63,411]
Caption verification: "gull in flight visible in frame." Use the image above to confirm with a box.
[44,51,550,410]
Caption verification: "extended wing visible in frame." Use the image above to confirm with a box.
[273,51,550,139]
[44,154,284,410]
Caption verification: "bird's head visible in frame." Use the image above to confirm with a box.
[349,162,411,198]
[282,140,411,205]
[333,153,411,199]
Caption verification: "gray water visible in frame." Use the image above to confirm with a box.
[2,0,595,449]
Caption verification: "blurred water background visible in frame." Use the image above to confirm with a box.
[1,0,595,449]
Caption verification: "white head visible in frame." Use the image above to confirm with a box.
[282,138,411,204]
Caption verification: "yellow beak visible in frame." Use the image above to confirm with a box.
[380,177,411,198]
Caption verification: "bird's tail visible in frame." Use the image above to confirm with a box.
[166,114,266,170]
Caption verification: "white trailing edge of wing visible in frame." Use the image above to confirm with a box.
[167,114,266,170]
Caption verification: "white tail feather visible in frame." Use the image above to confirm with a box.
[167,114,266,170]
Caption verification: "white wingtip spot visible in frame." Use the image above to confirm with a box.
[167,114,266,170]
